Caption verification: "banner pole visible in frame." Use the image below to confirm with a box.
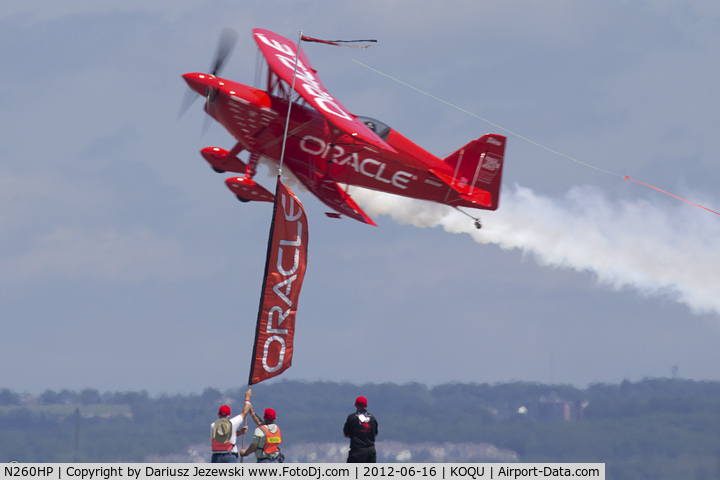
[240,414,247,463]
[247,28,301,385]
[240,29,305,464]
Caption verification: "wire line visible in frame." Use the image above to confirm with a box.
[352,59,720,216]
[352,59,621,178]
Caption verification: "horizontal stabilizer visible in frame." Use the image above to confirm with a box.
[431,170,492,206]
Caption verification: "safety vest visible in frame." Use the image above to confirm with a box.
[259,425,282,454]
[212,437,234,452]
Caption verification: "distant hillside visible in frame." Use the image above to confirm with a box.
[145,441,519,463]
[2,378,720,479]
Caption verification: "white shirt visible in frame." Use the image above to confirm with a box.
[210,413,245,453]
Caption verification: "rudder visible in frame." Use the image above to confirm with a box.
[437,134,506,210]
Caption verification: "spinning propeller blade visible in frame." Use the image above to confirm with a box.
[177,87,198,119]
[178,28,239,120]
[210,28,239,76]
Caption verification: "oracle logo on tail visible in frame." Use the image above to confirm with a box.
[254,32,352,122]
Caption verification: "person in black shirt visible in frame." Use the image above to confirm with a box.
[343,396,379,463]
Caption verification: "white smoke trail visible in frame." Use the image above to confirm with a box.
[351,184,720,317]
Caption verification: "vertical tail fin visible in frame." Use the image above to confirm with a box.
[438,134,506,210]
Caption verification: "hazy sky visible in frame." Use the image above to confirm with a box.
[2,0,719,395]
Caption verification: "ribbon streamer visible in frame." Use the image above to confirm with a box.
[301,35,376,49]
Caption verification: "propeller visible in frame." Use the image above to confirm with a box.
[178,28,239,120]
[210,28,239,76]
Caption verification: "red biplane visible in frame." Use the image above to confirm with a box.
[182,29,506,227]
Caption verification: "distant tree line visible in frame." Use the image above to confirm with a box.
[1,378,720,479]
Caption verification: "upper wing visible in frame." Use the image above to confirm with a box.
[253,29,396,154]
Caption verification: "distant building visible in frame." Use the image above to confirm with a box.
[537,392,588,422]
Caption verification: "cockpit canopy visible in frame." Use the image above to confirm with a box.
[357,116,391,140]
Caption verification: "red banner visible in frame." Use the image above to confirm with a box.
[249,179,309,385]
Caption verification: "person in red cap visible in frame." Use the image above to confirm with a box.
[343,395,379,462]
[210,388,254,463]
[239,407,283,462]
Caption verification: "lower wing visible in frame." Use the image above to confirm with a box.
[289,168,377,226]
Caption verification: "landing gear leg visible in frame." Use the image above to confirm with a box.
[245,151,260,179]
[457,208,482,230]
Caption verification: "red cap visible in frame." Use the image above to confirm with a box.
[355,396,367,407]
[218,405,231,416]
[264,408,276,420]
